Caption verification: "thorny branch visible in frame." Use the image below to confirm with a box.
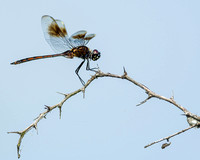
[8,69,200,158]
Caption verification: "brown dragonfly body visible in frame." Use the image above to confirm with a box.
[11,46,90,65]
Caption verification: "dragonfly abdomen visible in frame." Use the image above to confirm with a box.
[10,53,64,65]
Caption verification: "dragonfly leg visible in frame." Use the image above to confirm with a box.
[86,59,99,72]
[75,60,85,85]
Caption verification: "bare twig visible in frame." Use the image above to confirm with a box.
[144,124,197,148]
[8,69,200,158]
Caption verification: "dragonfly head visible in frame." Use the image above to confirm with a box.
[91,49,101,61]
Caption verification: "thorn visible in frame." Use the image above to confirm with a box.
[136,96,152,106]
[57,92,68,97]
[83,92,85,98]
[33,124,38,135]
[81,87,86,98]
[170,91,174,101]
[182,112,189,117]
[7,131,21,135]
[123,66,127,76]
[44,105,51,111]
[58,105,62,119]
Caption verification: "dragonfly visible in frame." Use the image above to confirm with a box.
[11,15,101,85]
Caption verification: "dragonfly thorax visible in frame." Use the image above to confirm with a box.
[68,46,100,61]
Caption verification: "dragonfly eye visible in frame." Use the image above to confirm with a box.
[91,49,101,61]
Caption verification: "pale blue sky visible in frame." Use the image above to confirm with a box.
[1,0,200,159]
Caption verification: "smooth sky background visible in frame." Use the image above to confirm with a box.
[1,0,200,159]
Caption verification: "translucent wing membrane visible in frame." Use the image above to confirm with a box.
[71,30,87,39]
[41,15,73,53]
[41,15,96,52]
[84,34,96,45]
[55,19,68,36]
[69,31,95,46]
[69,30,87,47]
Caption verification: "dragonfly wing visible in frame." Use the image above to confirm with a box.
[69,30,87,47]
[84,34,96,45]
[55,19,68,36]
[41,15,73,53]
